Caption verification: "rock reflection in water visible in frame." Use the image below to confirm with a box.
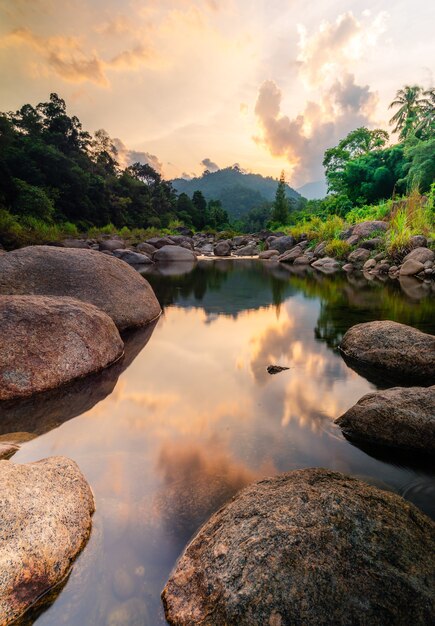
[10,261,435,626]
[0,322,157,441]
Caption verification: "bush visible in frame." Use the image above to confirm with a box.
[324,239,351,259]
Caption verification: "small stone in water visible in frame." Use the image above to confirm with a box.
[267,365,290,375]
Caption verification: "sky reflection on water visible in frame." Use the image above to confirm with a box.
[11,260,435,625]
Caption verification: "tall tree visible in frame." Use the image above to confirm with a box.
[271,171,288,224]
[389,85,425,140]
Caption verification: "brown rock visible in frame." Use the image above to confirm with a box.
[0,443,19,460]
[347,247,371,266]
[399,258,426,276]
[336,386,435,452]
[0,246,161,330]
[339,320,435,384]
[258,250,279,259]
[278,245,303,263]
[0,295,124,400]
[403,247,434,265]
[0,456,94,625]
[352,220,388,238]
[162,468,435,626]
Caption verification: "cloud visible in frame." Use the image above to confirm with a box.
[4,27,108,86]
[253,10,385,184]
[155,438,262,544]
[201,157,220,172]
[1,22,158,85]
[254,73,377,183]
[297,11,389,86]
[112,137,163,172]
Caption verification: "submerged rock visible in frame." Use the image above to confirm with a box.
[0,295,124,401]
[336,386,435,452]
[0,246,161,331]
[0,456,95,625]
[339,320,435,384]
[162,468,435,626]
[267,365,290,375]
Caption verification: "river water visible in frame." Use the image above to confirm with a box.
[8,260,435,625]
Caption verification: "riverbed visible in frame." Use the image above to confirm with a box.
[10,260,435,625]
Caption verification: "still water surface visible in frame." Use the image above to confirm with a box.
[9,260,435,625]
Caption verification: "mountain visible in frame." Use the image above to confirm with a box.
[296,180,328,200]
[171,166,302,220]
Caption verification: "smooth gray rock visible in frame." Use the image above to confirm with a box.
[112,249,153,265]
[213,241,231,257]
[162,468,435,626]
[153,245,196,262]
[268,236,295,254]
[99,239,126,252]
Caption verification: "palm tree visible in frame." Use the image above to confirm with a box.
[416,88,435,139]
[389,85,425,139]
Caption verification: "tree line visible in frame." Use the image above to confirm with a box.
[0,93,229,237]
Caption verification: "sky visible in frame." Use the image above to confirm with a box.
[0,0,434,186]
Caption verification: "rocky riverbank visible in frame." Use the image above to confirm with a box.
[18,220,432,287]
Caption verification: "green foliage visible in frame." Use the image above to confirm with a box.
[324,239,352,259]
[402,137,435,192]
[345,200,392,224]
[386,189,434,259]
[389,85,435,140]
[171,165,302,220]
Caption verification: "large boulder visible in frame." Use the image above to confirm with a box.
[0,295,124,401]
[233,244,258,257]
[162,468,435,626]
[153,245,196,262]
[278,245,303,264]
[402,247,434,265]
[99,238,126,252]
[213,241,231,257]
[339,321,435,384]
[0,456,94,625]
[347,247,371,266]
[400,259,425,276]
[336,386,435,452]
[0,246,161,331]
[352,220,388,239]
[268,235,295,254]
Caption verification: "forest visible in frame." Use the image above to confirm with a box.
[0,85,434,248]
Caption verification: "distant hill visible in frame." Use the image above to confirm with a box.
[296,180,328,200]
[172,166,302,219]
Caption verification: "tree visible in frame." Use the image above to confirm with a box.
[192,190,207,229]
[389,85,426,140]
[324,127,389,194]
[271,170,288,224]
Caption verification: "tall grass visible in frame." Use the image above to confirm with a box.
[386,188,434,259]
